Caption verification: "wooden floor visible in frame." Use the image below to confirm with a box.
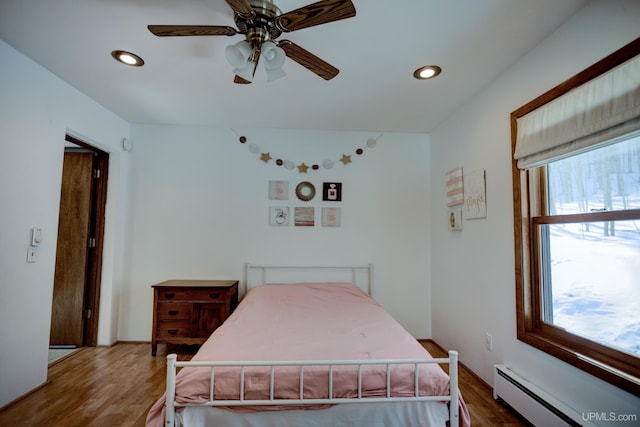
[420,341,528,427]
[0,341,527,427]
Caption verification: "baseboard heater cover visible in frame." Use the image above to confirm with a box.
[493,365,596,427]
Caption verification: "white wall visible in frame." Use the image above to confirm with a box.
[430,0,640,422]
[120,125,432,341]
[0,41,130,407]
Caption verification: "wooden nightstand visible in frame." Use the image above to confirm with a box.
[151,279,238,356]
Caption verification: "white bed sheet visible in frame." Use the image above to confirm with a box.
[177,400,450,427]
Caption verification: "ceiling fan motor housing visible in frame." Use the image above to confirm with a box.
[234,0,282,43]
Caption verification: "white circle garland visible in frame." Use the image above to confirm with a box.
[232,130,382,174]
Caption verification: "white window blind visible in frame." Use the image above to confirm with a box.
[514,53,640,169]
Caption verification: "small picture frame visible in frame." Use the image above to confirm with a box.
[269,206,290,226]
[464,169,487,219]
[323,182,342,201]
[448,207,462,231]
[294,207,314,226]
[322,207,341,227]
[295,181,316,202]
[269,180,289,200]
[445,167,464,207]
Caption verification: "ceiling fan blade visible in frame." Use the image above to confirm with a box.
[225,0,255,20]
[279,40,339,80]
[147,25,237,37]
[275,0,356,33]
[234,75,252,84]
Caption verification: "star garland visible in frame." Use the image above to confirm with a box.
[233,130,382,173]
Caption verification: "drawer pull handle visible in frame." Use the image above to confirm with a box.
[168,310,179,316]
[164,292,176,299]
[167,329,179,335]
[209,293,220,299]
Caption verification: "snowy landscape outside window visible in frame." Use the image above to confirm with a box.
[540,135,640,355]
[511,38,640,396]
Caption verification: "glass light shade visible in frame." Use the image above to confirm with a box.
[233,60,256,82]
[225,41,252,69]
[261,41,286,70]
[265,67,286,82]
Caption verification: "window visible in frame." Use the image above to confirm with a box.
[511,38,640,396]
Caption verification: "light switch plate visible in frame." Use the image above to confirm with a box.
[30,227,42,246]
[26,247,37,263]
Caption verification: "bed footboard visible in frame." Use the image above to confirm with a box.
[165,351,459,427]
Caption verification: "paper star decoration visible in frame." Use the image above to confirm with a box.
[260,152,272,163]
[340,154,352,165]
[232,131,382,172]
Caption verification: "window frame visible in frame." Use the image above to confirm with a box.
[511,38,640,396]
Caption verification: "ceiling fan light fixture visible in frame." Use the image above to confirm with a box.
[233,60,256,82]
[265,67,287,82]
[261,41,286,69]
[413,65,442,80]
[147,0,358,84]
[111,50,144,67]
[225,40,252,69]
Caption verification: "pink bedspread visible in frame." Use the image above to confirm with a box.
[146,282,471,426]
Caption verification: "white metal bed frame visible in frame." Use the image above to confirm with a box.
[243,263,375,296]
[163,264,460,427]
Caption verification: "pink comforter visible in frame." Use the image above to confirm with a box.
[146,282,471,426]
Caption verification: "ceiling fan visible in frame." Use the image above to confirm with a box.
[147,0,356,84]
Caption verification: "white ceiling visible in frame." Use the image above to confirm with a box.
[0,0,588,133]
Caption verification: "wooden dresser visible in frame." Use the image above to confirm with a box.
[151,279,238,356]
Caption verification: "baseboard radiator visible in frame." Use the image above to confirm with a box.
[493,365,595,427]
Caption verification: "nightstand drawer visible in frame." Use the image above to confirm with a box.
[156,303,192,320]
[157,289,228,302]
[185,289,229,301]
[156,321,191,338]
[156,289,194,301]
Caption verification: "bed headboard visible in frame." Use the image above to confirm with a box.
[244,263,374,296]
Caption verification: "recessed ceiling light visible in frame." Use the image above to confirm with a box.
[413,65,441,80]
[111,50,144,67]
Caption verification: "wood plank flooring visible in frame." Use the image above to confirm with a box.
[0,341,526,427]
[420,341,528,427]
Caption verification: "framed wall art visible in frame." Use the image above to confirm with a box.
[464,169,486,219]
[448,207,462,230]
[269,206,290,226]
[269,180,289,200]
[445,166,464,207]
[322,207,341,227]
[295,181,316,202]
[322,182,342,201]
[294,207,314,226]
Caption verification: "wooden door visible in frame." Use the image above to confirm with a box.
[49,151,94,347]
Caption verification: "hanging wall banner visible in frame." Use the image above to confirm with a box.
[445,166,464,207]
[464,169,486,219]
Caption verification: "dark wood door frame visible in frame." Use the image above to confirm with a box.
[61,134,109,346]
